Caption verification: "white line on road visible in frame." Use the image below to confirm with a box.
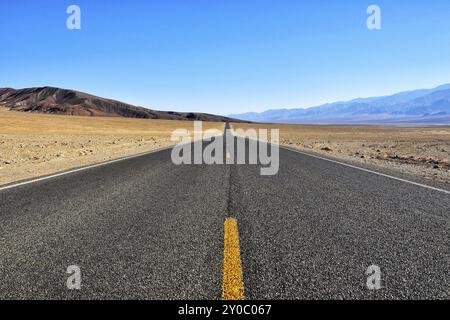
[283,146,450,195]
[231,131,450,195]
[0,146,173,192]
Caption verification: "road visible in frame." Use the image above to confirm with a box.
[0,125,448,299]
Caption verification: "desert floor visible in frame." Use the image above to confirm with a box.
[1,109,448,187]
[232,123,450,185]
[0,109,224,186]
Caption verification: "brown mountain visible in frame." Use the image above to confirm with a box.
[0,86,242,122]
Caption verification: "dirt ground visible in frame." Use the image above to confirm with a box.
[0,109,224,186]
[2,109,448,186]
[232,123,450,185]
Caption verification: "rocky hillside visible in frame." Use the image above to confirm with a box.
[0,86,240,122]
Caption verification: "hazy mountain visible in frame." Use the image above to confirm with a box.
[230,84,450,124]
[0,86,243,122]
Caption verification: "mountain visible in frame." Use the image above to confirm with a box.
[0,86,242,122]
[229,84,450,124]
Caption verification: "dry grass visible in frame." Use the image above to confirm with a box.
[0,109,224,186]
[232,123,450,184]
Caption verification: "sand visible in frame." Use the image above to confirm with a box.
[232,123,450,185]
[1,108,448,187]
[0,109,224,186]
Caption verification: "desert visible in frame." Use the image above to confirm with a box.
[232,123,450,185]
[0,108,224,186]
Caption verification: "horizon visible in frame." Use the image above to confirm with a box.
[232,82,450,114]
[1,1,450,115]
[2,82,449,116]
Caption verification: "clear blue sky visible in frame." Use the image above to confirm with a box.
[1,0,450,115]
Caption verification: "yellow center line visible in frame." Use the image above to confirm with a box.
[222,218,245,300]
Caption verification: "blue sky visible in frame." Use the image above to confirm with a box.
[1,0,450,115]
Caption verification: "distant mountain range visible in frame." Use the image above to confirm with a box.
[0,86,242,122]
[230,84,450,124]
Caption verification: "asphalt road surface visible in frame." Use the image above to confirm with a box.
[0,126,448,299]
